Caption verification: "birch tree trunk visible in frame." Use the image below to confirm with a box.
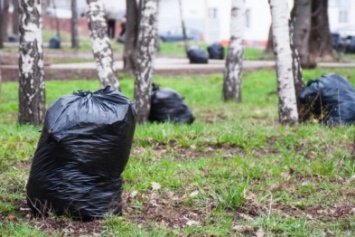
[289,20,307,122]
[291,0,312,68]
[18,0,46,125]
[178,0,188,54]
[223,0,245,102]
[269,0,298,125]
[86,0,119,90]
[123,0,139,72]
[134,0,158,124]
[12,0,20,35]
[71,0,79,48]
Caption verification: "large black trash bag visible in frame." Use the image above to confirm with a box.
[149,84,195,124]
[207,43,224,59]
[26,86,136,220]
[299,73,355,125]
[49,36,61,49]
[187,47,208,64]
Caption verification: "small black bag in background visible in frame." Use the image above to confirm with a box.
[149,84,195,124]
[26,86,136,220]
[207,43,224,59]
[187,47,209,64]
[299,73,355,125]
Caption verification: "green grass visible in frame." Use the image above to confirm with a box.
[1,30,270,63]
[0,68,354,236]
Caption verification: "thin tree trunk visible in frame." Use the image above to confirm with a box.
[291,0,313,68]
[269,0,298,125]
[309,0,334,62]
[86,0,120,90]
[264,24,273,53]
[51,0,60,37]
[18,0,46,125]
[1,0,10,42]
[178,0,188,54]
[123,0,139,72]
[289,20,307,122]
[0,1,4,48]
[155,0,160,51]
[134,0,159,124]
[223,0,245,102]
[12,0,20,35]
[71,0,79,48]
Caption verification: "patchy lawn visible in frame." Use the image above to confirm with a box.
[0,69,354,236]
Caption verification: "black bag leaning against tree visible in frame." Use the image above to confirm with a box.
[26,86,136,221]
[149,84,195,124]
[299,73,355,125]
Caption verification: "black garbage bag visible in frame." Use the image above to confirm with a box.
[207,43,224,59]
[299,73,355,125]
[187,47,208,64]
[8,34,19,42]
[49,36,61,49]
[149,84,195,124]
[26,86,136,220]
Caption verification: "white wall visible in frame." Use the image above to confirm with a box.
[202,0,292,44]
[328,0,355,34]
[159,0,204,34]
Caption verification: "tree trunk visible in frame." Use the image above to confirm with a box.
[264,24,273,53]
[155,0,161,51]
[51,0,60,37]
[134,0,159,124]
[289,20,308,122]
[309,0,334,62]
[0,1,4,48]
[269,0,298,125]
[12,0,20,35]
[291,0,313,68]
[18,0,46,125]
[123,0,140,72]
[1,0,10,42]
[223,0,245,102]
[86,0,120,90]
[71,0,79,48]
[178,0,188,54]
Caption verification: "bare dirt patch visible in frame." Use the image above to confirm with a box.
[150,141,246,160]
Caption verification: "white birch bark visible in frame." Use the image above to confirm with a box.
[18,0,45,125]
[269,0,298,124]
[134,0,158,124]
[223,0,245,102]
[86,0,119,90]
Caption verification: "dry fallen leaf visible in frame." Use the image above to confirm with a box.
[232,225,253,232]
[151,182,161,191]
[7,215,16,221]
[186,220,200,226]
[243,190,256,200]
[239,213,254,221]
[189,190,199,197]
[255,228,265,237]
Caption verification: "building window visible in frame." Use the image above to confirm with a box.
[208,8,218,19]
[339,10,348,23]
[245,9,250,28]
